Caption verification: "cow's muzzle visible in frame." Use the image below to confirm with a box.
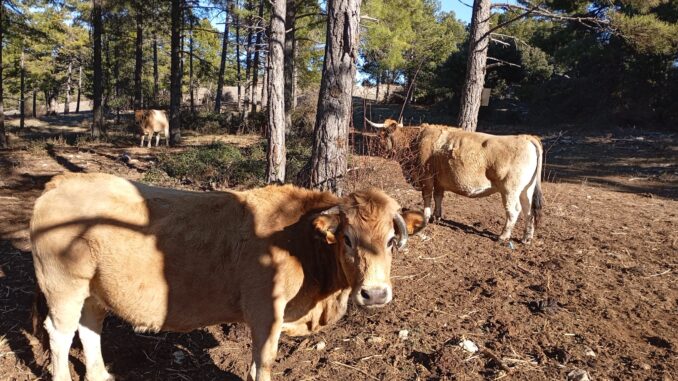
[355,285,392,307]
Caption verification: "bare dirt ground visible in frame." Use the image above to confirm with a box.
[0,115,676,381]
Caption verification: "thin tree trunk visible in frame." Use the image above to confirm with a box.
[32,91,37,118]
[261,49,269,110]
[153,34,158,105]
[284,0,297,129]
[385,71,391,103]
[0,3,6,148]
[20,49,25,128]
[65,61,72,114]
[214,0,230,113]
[243,0,254,121]
[250,0,264,112]
[266,0,286,182]
[76,65,82,113]
[375,72,380,101]
[92,0,104,137]
[235,0,242,110]
[189,15,195,114]
[457,0,490,132]
[134,2,143,110]
[169,0,183,145]
[309,0,361,194]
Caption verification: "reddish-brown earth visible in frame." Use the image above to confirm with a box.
[0,121,676,381]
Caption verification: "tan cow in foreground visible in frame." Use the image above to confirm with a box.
[135,109,169,147]
[367,118,543,243]
[30,173,425,381]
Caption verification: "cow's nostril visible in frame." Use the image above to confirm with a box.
[360,289,370,300]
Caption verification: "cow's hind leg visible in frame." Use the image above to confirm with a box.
[43,282,89,381]
[422,179,434,223]
[148,133,153,148]
[519,184,536,244]
[79,297,113,381]
[155,132,160,147]
[140,134,145,147]
[433,187,444,221]
[499,192,521,242]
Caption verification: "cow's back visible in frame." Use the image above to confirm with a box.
[31,173,251,331]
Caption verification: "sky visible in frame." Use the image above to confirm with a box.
[440,0,520,24]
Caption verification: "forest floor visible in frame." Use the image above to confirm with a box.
[0,113,676,381]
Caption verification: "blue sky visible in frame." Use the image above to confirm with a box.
[440,0,520,24]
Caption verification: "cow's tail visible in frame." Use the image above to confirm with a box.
[32,284,50,351]
[530,137,544,227]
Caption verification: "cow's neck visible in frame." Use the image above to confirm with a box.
[390,128,424,186]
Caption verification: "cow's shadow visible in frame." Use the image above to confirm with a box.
[435,218,498,241]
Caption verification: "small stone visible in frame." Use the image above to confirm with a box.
[398,330,409,340]
[641,363,651,370]
[367,336,384,344]
[172,350,186,364]
[458,339,478,353]
[584,347,596,357]
[315,340,326,351]
[567,369,591,381]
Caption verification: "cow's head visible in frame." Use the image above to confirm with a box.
[313,189,425,307]
[366,118,403,152]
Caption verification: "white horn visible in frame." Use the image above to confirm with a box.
[365,118,385,129]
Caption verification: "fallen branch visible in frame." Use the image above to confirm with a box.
[330,361,379,380]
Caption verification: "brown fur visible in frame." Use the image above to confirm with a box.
[30,173,424,381]
[376,119,544,242]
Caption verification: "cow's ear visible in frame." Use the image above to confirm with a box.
[313,214,341,244]
[401,210,427,235]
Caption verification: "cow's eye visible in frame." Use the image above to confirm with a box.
[343,235,353,249]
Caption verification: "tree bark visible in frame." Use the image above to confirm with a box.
[0,3,5,149]
[134,2,143,110]
[284,0,297,128]
[266,0,287,183]
[20,49,25,128]
[92,0,105,137]
[309,0,361,194]
[76,66,82,113]
[169,0,183,144]
[457,0,490,132]
[214,0,230,113]
[65,61,72,114]
[32,91,37,118]
[250,0,264,112]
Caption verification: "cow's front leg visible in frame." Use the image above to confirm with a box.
[247,300,284,381]
[433,188,444,221]
[422,180,434,223]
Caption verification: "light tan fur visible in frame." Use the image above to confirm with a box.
[375,119,544,243]
[135,109,169,147]
[30,173,424,381]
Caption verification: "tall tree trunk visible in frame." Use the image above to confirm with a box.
[235,0,242,110]
[266,0,286,183]
[261,49,269,110]
[214,0,230,113]
[169,0,183,145]
[250,0,264,112]
[0,2,5,149]
[92,0,105,137]
[375,72,380,101]
[153,34,158,105]
[309,0,361,194]
[134,2,143,110]
[65,61,72,114]
[385,71,391,103]
[32,91,37,118]
[189,15,195,114]
[284,0,297,129]
[243,0,254,121]
[457,0,490,132]
[20,49,25,128]
[76,65,82,113]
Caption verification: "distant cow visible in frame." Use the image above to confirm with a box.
[367,118,543,243]
[31,173,425,381]
[135,109,169,147]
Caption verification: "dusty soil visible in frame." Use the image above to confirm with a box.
[0,116,676,381]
